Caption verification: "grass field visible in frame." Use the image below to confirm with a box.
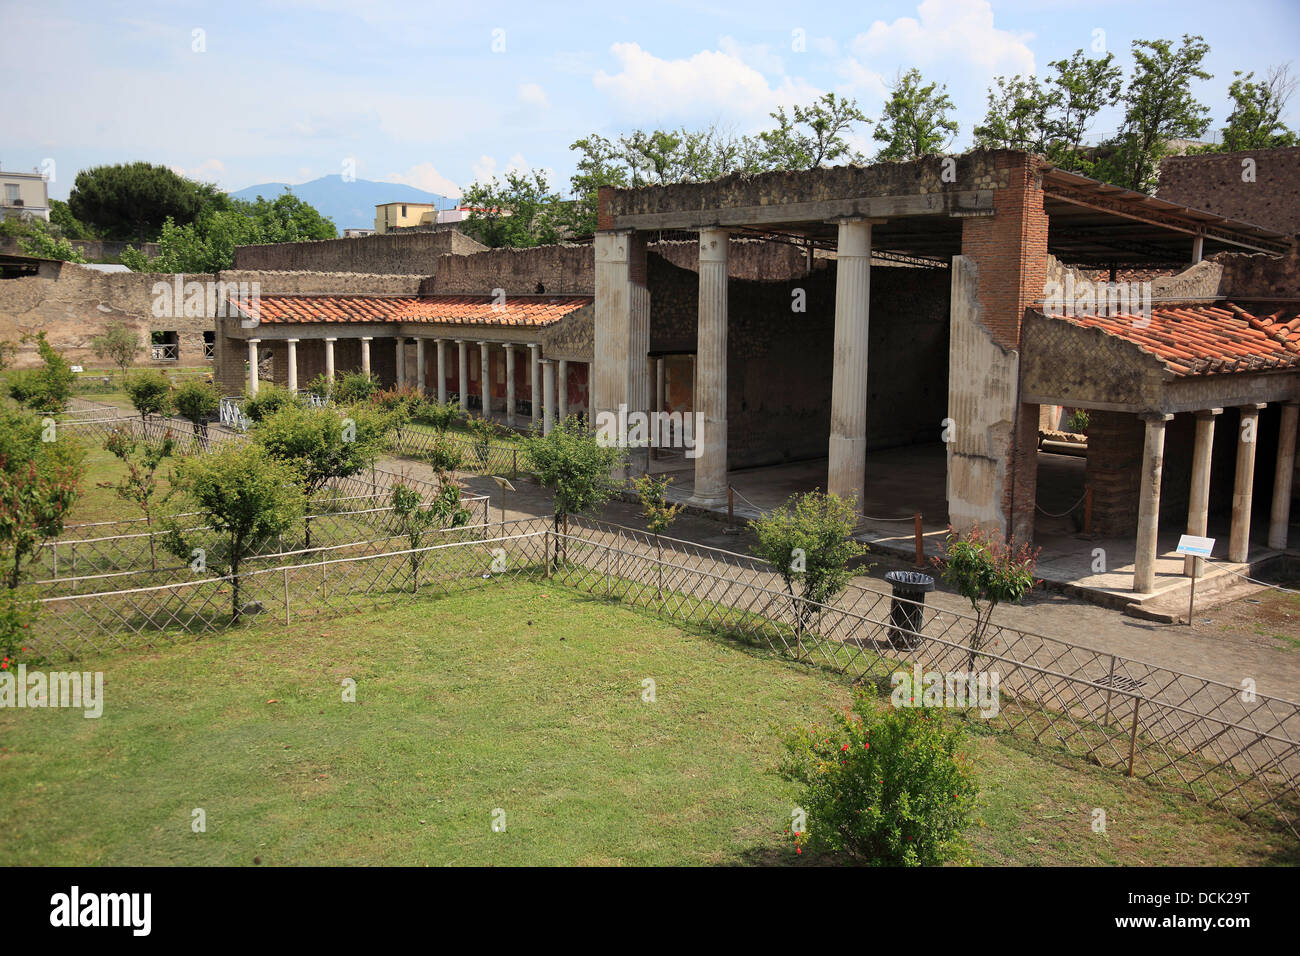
[2,581,1294,866]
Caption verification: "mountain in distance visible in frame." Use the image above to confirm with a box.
[230,174,459,232]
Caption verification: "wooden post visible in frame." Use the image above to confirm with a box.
[1102,655,1117,726]
[1187,565,1197,626]
[283,567,291,625]
[914,513,925,568]
[1127,698,1142,777]
[1084,486,1093,534]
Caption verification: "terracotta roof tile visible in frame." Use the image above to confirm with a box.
[1039,302,1300,377]
[231,293,592,329]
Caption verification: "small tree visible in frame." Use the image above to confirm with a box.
[935,524,1038,669]
[7,332,76,415]
[241,383,300,423]
[100,428,174,570]
[632,473,682,600]
[778,687,977,865]
[520,416,626,561]
[124,370,173,423]
[413,398,462,432]
[464,414,501,469]
[163,442,305,621]
[752,490,867,641]
[89,322,141,379]
[332,371,379,405]
[173,379,222,447]
[388,479,471,589]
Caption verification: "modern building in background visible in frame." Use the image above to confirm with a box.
[0,168,50,222]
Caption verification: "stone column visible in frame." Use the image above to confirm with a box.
[456,340,468,412]
[1184,408,1221,576]
[595,229,650,477]
[1230,404,1266,563]
[1269,401,1300,550]
[654,356,667,459]
[247,338,261,396]
[361,336,372,378]
[478,341,491,416]
[691,227,729,506]
[436,339,448,404]
[395,337,406,388]
[557,359,569,422]
[324,337,336,384]
[286,338,299,392]
[528,344,541,428]
[828,218,873,508]
[541,359,556,435]
[1134,412,1172,593]
[505,345,517,427]
[415,337,426,395]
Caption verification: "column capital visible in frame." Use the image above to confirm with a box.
[698,227,729,263]
[1239,403,1267,412]
[454,338,466,345]
[247,338,261,345]
[361,335,373,342]
[1194,407,1224,419]
[286,337,299,344]
[1139,411,1174,424]
[527,342,540,352]
[324,336,337,343]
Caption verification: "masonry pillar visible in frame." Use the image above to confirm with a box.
[654,356,666,459]
[361,336,372,378]
[528,344,541,428]
[594,228,650,477]
[1269,401,1299,550]
[456,340,468,413]
[505,345,517,427]
[828,218,873,508]
[1134,412,1172,593]
[1185,408,1221,576]
[1230,404,1266,563]
[395,337,406,388]
[557,359,568,422]
[478,341,491,415]
[325,337,336,384]
[247,338,261,396]
[541,359,556,435]
[286,338,299,392]
[415,337,426,395]
[691,227,728,506]
[436,339,448,404]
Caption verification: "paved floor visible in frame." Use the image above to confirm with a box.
[379,451,1300,704]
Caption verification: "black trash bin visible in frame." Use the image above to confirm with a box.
[884,570,935,649]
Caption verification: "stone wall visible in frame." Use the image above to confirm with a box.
[1158,147,1300,237]
[215,270,426,296]
[0,237,161,262]
[0,263,215,368]
[1215,247,1300,298]
[423,245,594,296]
[232,229,487,274]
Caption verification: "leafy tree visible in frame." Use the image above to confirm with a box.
[461,169,563,248]
[7,332,76,414]
[1096,35,1213,192]
[331,371,380,405]
[163,442,305,620]
[388,480,471,589]
[252,403,389,499]
[874,69,959,161]
[520,416,626,556]
[973,74,1054,153]
[100,428,174,570]
[1217,65,1298,151]
[241,383,300,423]
[760,93,869,169]
[1045,51,1124,171]
[124,370,173,422]
[752,490,867,640]
[67,162,208,243]
[413,398,463,432]
[0,406,85,591]
[89,322,141,378]
[631,473,682,600]
[935,525,1038,669]
[173,379,222,446]
[778,687,977,865]
[48,199,95,240]
[17,223,88,262]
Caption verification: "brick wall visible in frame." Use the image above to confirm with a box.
[231,230,487,273]
[1158,147,1300,237]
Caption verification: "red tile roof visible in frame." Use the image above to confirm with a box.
[232,294,592,329]
[1042,303,1300,376]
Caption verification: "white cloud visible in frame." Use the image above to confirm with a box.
[592,41,821,123]
[847,0,1036,76]
[384,162,461,197]
[517,82,549,109]
[170,158,226,181]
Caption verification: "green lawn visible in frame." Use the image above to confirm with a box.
[2,582,1292,866]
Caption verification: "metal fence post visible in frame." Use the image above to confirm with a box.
[284,567,291,625]
[1127,698,1142,777]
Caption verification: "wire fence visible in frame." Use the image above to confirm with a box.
[23,513,1300,837]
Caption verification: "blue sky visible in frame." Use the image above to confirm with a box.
[3,0,1298,206]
